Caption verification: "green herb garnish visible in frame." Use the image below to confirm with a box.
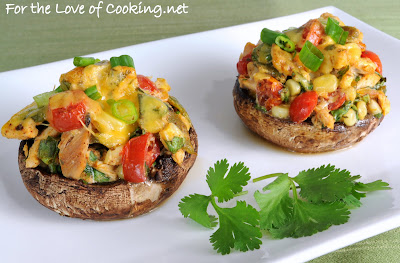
[255,104,268,113]
[166,137,185,154]
[299,41,324,72]
[331,101,352,121]
[89,151,98,162]
[337,65,349,79]
[280,87,290,103]
[325,17,349,45]
[275,35,295,52]
[84,85,102,100]
[255,164,390,238]
[109,99,138,124]
[84,164,110,183]
[179,159,261,255]
[110,55,135,68]
[38,136,59,165]
[180,161,390,254]
[260,28,295,52]
[73,57,100,67]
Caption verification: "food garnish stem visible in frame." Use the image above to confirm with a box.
[233,190,249,198]
[253,173,287,183]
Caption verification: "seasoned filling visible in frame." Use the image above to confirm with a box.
[2,55,194,184]
[237,13,390,129]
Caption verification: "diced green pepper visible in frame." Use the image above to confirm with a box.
[280,87,290,103]
[166,137,185,154]
[84,164,110,183]
[252,43,272,65]
[89,151,98,162]
[38,137,59,165]
[331,101,352,121]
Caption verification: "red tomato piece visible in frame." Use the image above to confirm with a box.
[361,50,382,74]
[327,90,346,111]
[236,54,252,75]
[122,133,160,183]
[297,19,324,50]
[137,75,160,94]
[289,91,318,123]
[145,138,160,168]
[48,101,87,133]
[47,90,88,132]
[256,77,283,110]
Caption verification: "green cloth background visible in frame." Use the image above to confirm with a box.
[1,0,399,261]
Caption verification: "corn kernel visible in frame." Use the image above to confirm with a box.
[271,105,290,119]
[286,79,301,96]
[343,109,357,126]
[356,101,367,120]
[313,74,338,95]
[346,43,362,64]
[342,86,356,101]
[367,99,382,115]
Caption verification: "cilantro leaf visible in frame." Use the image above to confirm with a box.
[294,165,353,203]
[354,180,391,192]
[343,180,391,209]
[179,194,217,229]
[180,160,256,255]
[342,194,362,208]
[350,188,366,200]
[180,160,391,255]
[254,174,293,229]
[206,159,250,202]
[210,201,262,255]
[350,175,362,181]
[269,200,350,239]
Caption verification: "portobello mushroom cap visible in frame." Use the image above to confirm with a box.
[18,128,198,220]
[233,79,383,153]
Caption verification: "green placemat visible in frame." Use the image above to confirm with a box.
[1,0,399,262]
[1,0,399,72]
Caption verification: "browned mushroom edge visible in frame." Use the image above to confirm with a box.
[233,79,383,153]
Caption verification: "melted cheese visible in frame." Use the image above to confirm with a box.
[1,102,41,140]
[236,12,390,128]
[57,63,141,149]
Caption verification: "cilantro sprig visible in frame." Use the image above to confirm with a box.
[179,159,261,255]
[255,164,390,238]
[179,161,391,255]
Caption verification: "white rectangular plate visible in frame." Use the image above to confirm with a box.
[1,6,399,263]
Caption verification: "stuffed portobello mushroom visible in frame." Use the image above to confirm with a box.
[234,13,390,153]
[2,55,198,220]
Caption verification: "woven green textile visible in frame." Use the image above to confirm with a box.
[1,0,398,72]
[1,0,399,261]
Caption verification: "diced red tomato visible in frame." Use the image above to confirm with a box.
[256,77,283,110]
[121,133,160,183]
[47,90,88,133]
[327,90,346,111]
[137,75,161,94]
[361,50,382,74]
[49,102,86,132]
[297,19,324,50]
[289,91,318,123]
[236,54,252,75]
[144,137,160,168]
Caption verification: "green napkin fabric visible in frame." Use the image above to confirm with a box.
[1,0,399,262]
[1,0,398,72]
[311,227,400,263]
